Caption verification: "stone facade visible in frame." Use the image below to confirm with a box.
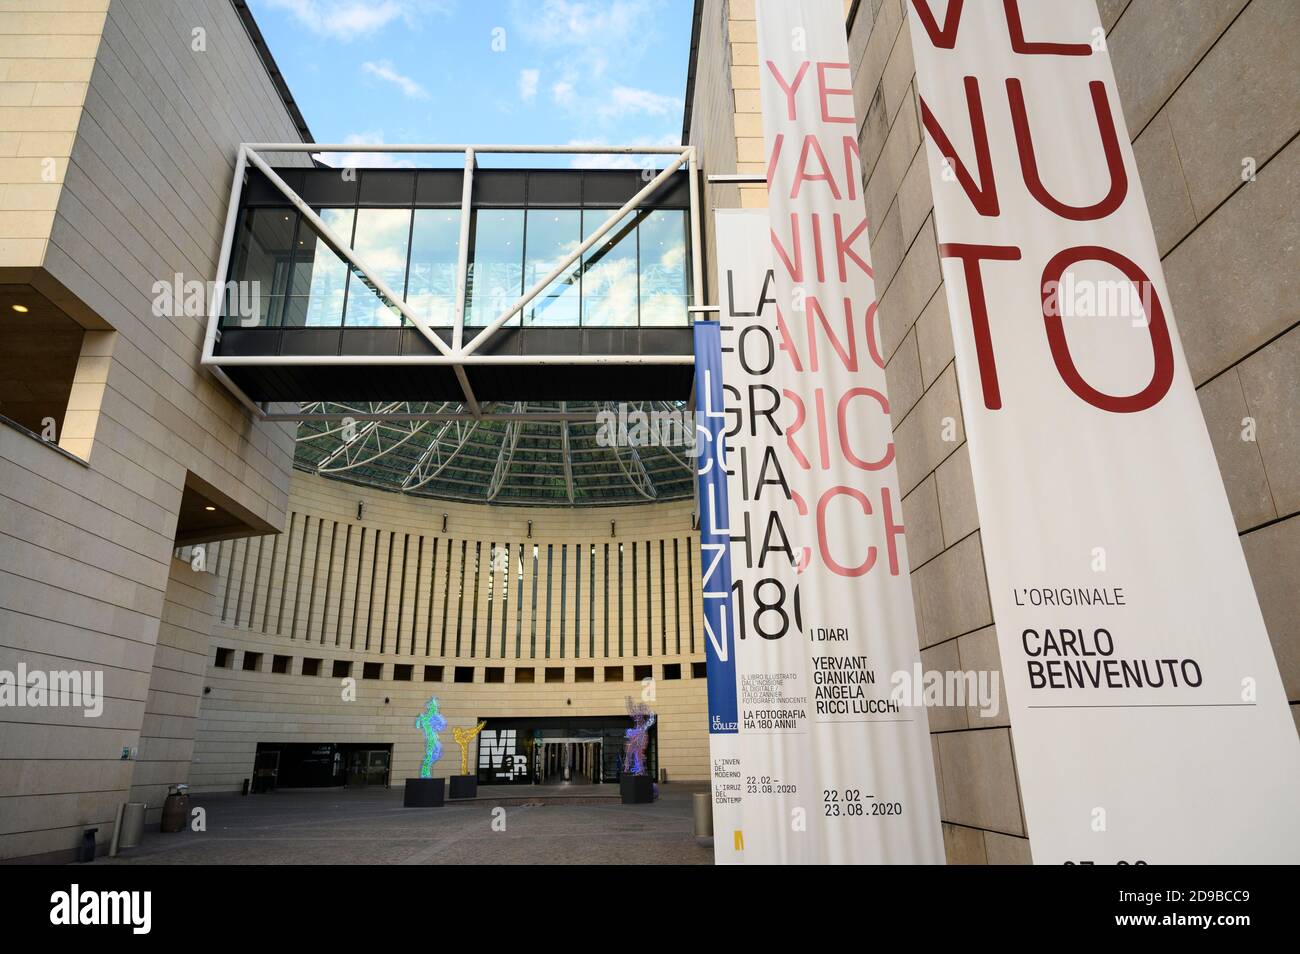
[190,473,709,790]
[0,0,302,862]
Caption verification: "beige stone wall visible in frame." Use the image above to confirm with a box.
[686,0,738,300]
[190,473,710,788]
[0,0,106,269]
[686,0,771,303]
[0,0,302,861]
[725,1,766,210]
[128,558,221,824]
[1108,0,1300,734]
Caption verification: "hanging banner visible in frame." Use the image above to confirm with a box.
[693,321,744,865]
[905,0,1300,862]
[723,0,943,864]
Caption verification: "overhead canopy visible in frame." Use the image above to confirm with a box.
[294,400,695,507]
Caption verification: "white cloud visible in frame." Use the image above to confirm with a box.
[566,134,680,169]
[314,132,417,169]
[263,0,449,41]
[519,69,540,103]
[598,85,679,120]
[510,0,662,82]
[513,0,652,51]
[506,1,678,142]
[361,60,428,99]
[551,80,576,107]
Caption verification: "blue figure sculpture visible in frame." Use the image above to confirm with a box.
[415,697,447,778]
[623,696,656,776]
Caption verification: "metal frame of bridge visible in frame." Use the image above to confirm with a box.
[200,143,708,424]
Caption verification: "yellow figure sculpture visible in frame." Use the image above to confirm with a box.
[452,721,488,776]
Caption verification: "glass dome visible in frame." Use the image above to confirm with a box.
[294,400,695,506]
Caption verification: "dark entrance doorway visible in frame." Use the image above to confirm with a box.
[251,742,392,789]
[535,738,603,785]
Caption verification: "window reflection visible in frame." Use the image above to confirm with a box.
[582,210,638,326]
[525,210,581,326]
[343,208,411,327]
[225,186,692,331]
[638,209,688,326]
[226,208,295,327]
[407,209,461,326]
[467,210,524,327]
[284,208,354,327]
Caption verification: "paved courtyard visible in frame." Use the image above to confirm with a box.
[92,783,714,865]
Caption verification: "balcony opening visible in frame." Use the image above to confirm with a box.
[0,284,93,457]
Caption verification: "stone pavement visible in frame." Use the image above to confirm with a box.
[92,783,714,865]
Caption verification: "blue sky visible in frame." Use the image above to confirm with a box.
[248,0,695,167]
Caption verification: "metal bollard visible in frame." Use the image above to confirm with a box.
[692,791,713,838]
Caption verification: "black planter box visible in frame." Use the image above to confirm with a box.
[620,774,654,804]
[403,778,445,807]
[448,775,477,799]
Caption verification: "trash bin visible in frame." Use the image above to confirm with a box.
[160,784,189,833]
[118,802,146,849]
[692,792,713,838]
[79,828,98,863]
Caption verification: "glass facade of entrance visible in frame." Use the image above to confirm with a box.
[476,716,657,785]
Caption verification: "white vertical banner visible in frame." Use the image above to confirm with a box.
[905,0,1300,863]
[717,0,944,864]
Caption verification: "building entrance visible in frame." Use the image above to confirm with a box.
[535,738,603,785]
[251,742,392,790]
[476,716,657,786]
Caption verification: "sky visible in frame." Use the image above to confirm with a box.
[246,0,695,168]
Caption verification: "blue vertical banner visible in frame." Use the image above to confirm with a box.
[694,321,738,730]
[693,320,743,863]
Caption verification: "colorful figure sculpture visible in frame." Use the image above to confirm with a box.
[414,697,447,778]
[623,697,656,776]
[453,721,488,776]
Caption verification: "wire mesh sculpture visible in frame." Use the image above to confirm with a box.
[453,721,488,776]
[415,697,447,778]
[623,697,656,776]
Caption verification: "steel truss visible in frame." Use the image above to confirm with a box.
[201,142,705,421]
[293,400,695,505]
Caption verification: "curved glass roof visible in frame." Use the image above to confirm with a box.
[294,401,695,507]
